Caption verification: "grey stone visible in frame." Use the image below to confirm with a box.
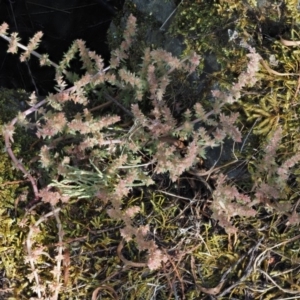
[131,0,176,24]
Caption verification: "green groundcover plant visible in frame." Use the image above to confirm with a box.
[1,8,300,299]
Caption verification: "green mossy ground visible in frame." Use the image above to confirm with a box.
[2,1,300,299]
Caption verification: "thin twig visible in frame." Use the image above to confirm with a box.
[218,238,263,297]
[254,234,300,272]
[240,118,259,152]
[103,92,134,117]
[159,0,183,31]
[258,269,300,295]
[117,239,147,268]
[25,208,61,299]
[51,206,64,299]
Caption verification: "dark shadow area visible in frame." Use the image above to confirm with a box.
[0,0,124,94]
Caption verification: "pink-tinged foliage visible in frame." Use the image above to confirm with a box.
[7,32,20,54]
[153,143,177,175]
[147,248,168,271]
[36,112,67,139]
[212,174,257,234]
[194,102,207,122]
[0,22,9,35]
[124,206,141,218]
[76,39,94,73]
[171,138,198,181]
[39,188,61,206]
[110,14,136,69]
[287,210,300,226]
[277,153,300,182]
[211,45,261,104]
[20,31,43,62]
[219,112,241,142]
[40,145,52,169]
[1,12,270,285]
[250,127,300,213]
[119,68,142,89]
[2,123,15,143]
[256,182,280,200]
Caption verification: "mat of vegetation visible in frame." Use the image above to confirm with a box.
[1,1,300,299]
